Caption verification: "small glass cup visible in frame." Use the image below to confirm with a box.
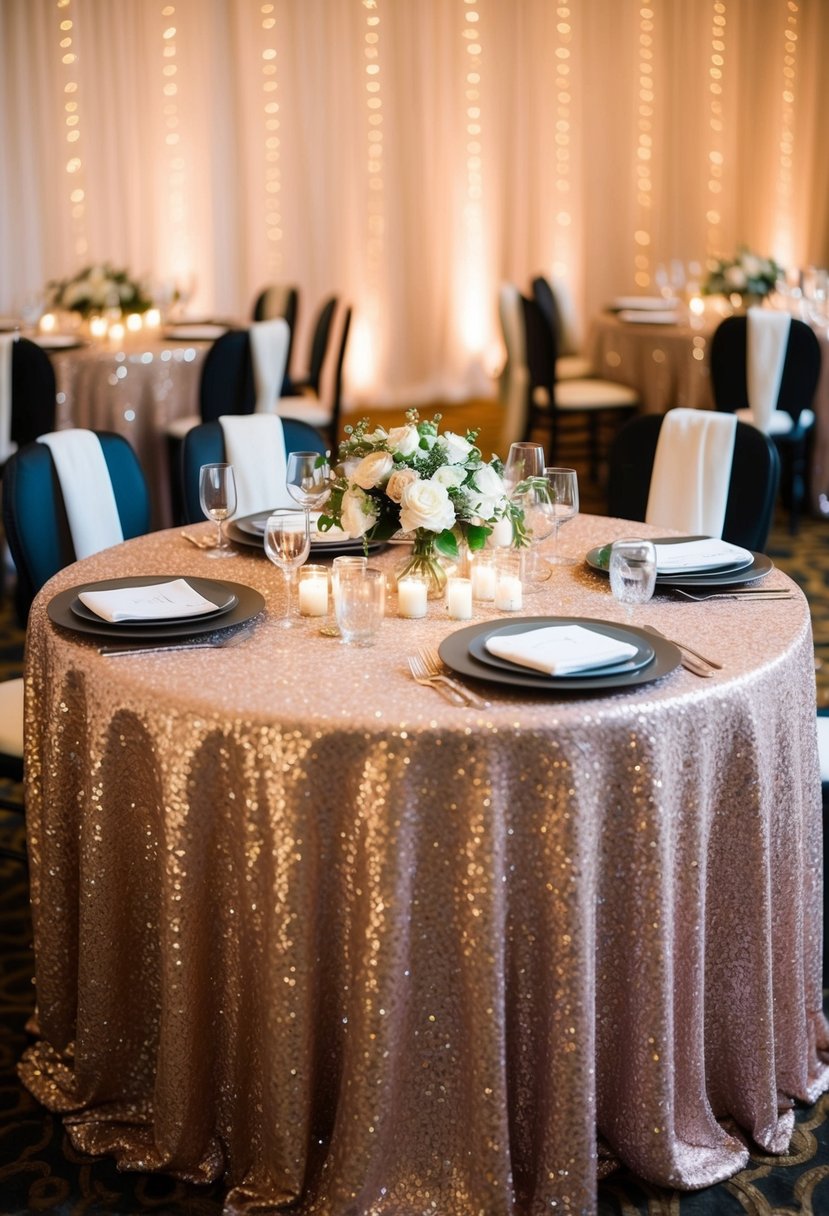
[335,565,385,645]
[494,551,523,612]
[609,538,657,623]
[470,550,497,602]
[297,565,329,617]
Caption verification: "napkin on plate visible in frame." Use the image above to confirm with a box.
[249,511,348,541]
[653,538,752,573]
[485,624,638,676]
[79,579,221,623]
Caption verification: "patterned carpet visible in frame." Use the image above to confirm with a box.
[1,421,828,1213]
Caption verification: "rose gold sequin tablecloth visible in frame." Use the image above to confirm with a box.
[589,311,829,517]
[18,517,829,1216]
[49,337,209,528]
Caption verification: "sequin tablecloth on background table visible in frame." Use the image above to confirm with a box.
[588,311,829,517]
[18,517,829,1215]
[48,336,211,528]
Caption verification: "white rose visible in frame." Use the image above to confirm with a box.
[386,467,419,503]
[386,425,420,457]
[465,492,501,522]
[399,479,456,533]
[473,464,505,498]
[340,486,379,537]
[352,450,394,490]
[433,464,466,490]
[440,431,474,464]
[741,254,762,278]
[725,265,747,289]
[363,427,388,444]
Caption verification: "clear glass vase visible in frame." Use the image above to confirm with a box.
[395,530,449,599]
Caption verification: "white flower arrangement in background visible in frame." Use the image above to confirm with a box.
[46,263,153,318]
[703,248,783,300]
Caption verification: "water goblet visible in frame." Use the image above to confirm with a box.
[286,450,331,536]
[503,442,545,494]
[510,479,556,586]
[264,509,311,628]
[609,538,657,624]
[319,554,368,637]
[334,565,385,646]
[543,467,579,565]
[198,463,238,558]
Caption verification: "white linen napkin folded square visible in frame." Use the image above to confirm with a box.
[653,538,752,573]
[485,624,638,676]
[79,579,220,623]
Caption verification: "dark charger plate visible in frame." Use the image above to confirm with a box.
[48,575,265,642]
[586,537,773,589]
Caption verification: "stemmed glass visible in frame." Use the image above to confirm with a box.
[198,463,237,558]
[543,467,579,565]
[503,442,545,494]
[510,480,556,585]
[286,451,331,536]
[264,509,311,628]
[609,538,657,624]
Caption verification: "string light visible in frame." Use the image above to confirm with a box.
[633,5,654,289]
[459,0,486,354]
[773,0,798,263]
[56,0,88,261]
[159,4,188,281]
[551,5,572,280]
[260,3,282,278]
[704,1,727,259]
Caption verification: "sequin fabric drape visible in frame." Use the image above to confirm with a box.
[18,518,829,1215]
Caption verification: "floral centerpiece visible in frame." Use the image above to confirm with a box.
[319,411,523,596]
[702,248,782,302]
[46,262,153,319]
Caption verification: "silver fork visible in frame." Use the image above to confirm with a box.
[420,646,491,708]
[407,655,467,706]
[642,624,721,671]
[673,587,793,602]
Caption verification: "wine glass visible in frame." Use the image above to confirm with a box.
[543,467,579,565]
[264,509,311,628]
[198,463,237,557]
[503,442,545,494]
[286,451,331,536]
[510,480,556,585]
[609,538,656,624]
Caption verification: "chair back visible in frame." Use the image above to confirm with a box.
[181,418,327,524]
[710,315,821,427]
[305,296,338,395]
[252,284,299,388]
[531,276,566,357]
[497,283,529,449]
[11,337,57,448]
[199,329,256,421]
[318,304,351,446]
[522,293,559,400]
[3,431,150,620]
[607,412,780,551]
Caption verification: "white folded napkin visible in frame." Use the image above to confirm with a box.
[747,307,791,433]
[611,296,681,311]
[653,538,752,573]
[79,578,220,622]
[219,414,294,520]
[486,624,638,676]
[618,310,680,325]
[38,429,124,558]
[0,333,17,463]
[249,318,290,414]
[645,407,737,538]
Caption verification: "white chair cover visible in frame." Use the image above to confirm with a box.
[37,430,124,558]
[249,318,290,414]
[0,334,17,463]
[219,414,294,519]
[746,308,791,433]
[645,407,737,538]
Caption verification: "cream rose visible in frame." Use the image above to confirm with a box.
[473,464,505,499]
[385,467,419,503]
[441,431,474,464]
[352,450,394,490]
[340,486,379,537]
[386,425,421,457]
[399,479,456,533]
[432,464,466,491]
[725,265,747,289]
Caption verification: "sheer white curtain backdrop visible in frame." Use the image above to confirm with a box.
[1,0,827,407]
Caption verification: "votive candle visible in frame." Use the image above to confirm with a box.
[398,576,428,619]
[108,321,125,346]
[298,568,329,617]
[471,555,497,602]
[447,576,473,620]
[126,312,143,332]
[89,316,108,339]
[39,313,56,333]
[495,573,523,612]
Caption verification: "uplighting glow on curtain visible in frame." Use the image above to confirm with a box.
[1,0,827,406]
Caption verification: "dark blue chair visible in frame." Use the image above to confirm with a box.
[10,337,57,451]
[3,430,151,624]
[181,417,327,525]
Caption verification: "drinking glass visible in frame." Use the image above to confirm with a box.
[334,565,385,645]
[286,451,331,535]
[609,538,657,624]
[503,442,545,493]
[320,554,368,637]
[198,463,238,558]
[264,509,311,627]
[543,467,579,565]
[510,479,556,585]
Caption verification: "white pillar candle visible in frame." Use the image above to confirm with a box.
[488,517,514,548]
[471,559,497,602]
[298,573,329,617]
[447,576,473,620]
[398,576,428,619]
[495,574,523,612]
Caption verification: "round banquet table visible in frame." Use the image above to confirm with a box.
[589,310,829,518]
[18,516,829,1216]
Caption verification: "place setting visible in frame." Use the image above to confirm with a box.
[585,533,786,597]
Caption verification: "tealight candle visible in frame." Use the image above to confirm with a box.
[108,321,125,346]
[470,554,497,602]
[398,575,428,619]
[298,566,329,617]
[89,316,108,339]
[446,576,473,620]
[39,313,56,334]
[126,312,143,332]
[495,574,523,611]
[144,307,161,329]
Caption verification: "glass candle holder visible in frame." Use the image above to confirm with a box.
[398,574,429,619]
[470,551,497,602]
[298,565,329,617]
[494,552,523,612]
[446,576,473,620]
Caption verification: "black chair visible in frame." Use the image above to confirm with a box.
[10,337,57,450]
[252,283,299,393]
[520,294,638,480]
[281,295,337,399]
[709,315,821,534]
[180,417,327,525]
[607,412,780,552]
[277,303,352,450]
[531,275,593,380]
